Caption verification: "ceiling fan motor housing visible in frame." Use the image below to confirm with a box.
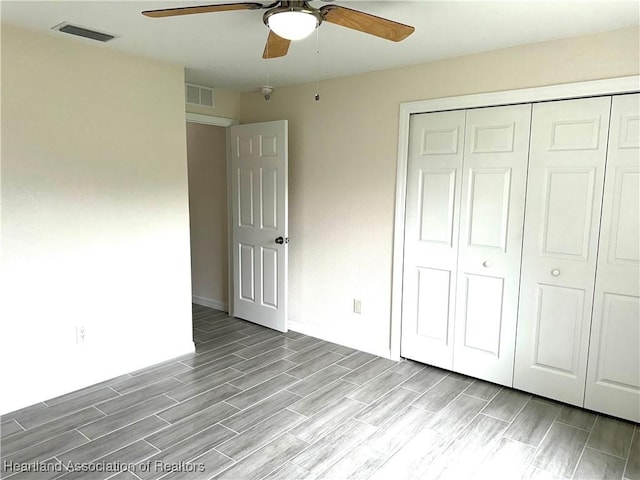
[263,1,323,32]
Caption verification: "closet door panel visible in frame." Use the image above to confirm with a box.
[466,168,511,249]
[585,94,640,423]
[514,96,611,406]
[532,284,585,375]
[542,169,597,258]
[453,104,531,385]
[416,267,452,341]
[401,111,465,370]
[460,273,504,355]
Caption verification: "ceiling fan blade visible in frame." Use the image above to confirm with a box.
[263,31,290,59]
[320,5,414,42]
[142,2,263,18]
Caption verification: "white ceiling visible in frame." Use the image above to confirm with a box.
[2,1,639,92]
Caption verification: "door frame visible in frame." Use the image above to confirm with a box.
[186,112,238,128]
[390,75,640,361]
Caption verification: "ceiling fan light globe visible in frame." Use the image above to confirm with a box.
[268,11,317,41]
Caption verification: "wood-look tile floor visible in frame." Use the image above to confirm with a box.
[2,304,638,480]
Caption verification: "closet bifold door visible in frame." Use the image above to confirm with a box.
[452,104,531,386]
[513,96,611,406]
[401,110,465,370]
[584,93,640,423]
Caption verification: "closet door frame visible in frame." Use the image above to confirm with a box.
[390,75,640,361]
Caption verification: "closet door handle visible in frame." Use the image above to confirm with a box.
[551,268,560,277]
[482,261,491,268]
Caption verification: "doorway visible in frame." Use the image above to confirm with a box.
[186,113,237,312]
[186,114,290,333]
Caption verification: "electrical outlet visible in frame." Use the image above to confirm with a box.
[76,326,86,344]
[353,299,362,314]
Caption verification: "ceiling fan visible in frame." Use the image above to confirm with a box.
[142,1,415,59]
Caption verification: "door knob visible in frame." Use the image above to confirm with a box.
[551,268,560,277]
[275,236,288,244]
[482,261,491,268]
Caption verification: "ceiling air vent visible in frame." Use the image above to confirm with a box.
[52,22,116,43]
[186,83,215,109]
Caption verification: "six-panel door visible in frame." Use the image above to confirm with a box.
[453,104,531,385]
[513,97,611,406]
[584,94,640,422]
[230,121,288,332]
[401,110,465,370]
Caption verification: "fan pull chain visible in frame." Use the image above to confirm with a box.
[263,39,272,101]
[266,39,270,87]
[315,27,320,101]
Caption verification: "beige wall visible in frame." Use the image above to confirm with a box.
[0,26,194,414]
[187,123,228,309]
[237,27,640,356]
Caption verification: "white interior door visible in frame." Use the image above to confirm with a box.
[453,104,531,386]
[514,97,611,406]
[229,120,288,332]
[585,94,640,422]
[401,110,465,370]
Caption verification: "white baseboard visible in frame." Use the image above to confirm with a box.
[288,320,392,360]
[192,295,228,312]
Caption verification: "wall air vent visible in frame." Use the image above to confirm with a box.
[52,22,117,43]
[186,83,215,109]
